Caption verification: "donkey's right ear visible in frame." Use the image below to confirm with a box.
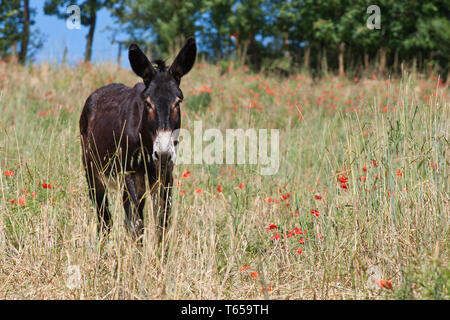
[129,43,156,86]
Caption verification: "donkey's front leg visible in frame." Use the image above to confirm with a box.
[123,174,145,240]
[152,178,173,244]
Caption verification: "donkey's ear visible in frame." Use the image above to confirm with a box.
[129,43,155,86]
[169,37,197,83]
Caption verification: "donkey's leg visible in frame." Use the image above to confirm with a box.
[123,173,145,240]
[151,179,173,244]
[85,166,112,235]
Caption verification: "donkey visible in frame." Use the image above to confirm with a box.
[79,37,196,241]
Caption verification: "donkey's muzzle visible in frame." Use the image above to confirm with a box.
[152,131,176,166]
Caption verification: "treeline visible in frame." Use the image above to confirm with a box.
[1,0,449,78]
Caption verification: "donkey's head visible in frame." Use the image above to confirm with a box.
[128,37,197,166]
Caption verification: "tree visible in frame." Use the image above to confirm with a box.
[112,0,202,59]
[0,0,43,63]
[44,0,115,62]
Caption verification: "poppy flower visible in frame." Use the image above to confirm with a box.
[4,170,14,177]
[362,166,367,172]
[182,169,191,179]
[195,188,202,194]
[314,193,322,200]
[18,197,27,206]
[272,233,281,241]
[238,182,244,189]
[266,224,278,230]
[42,183,52,189]
[396,170,402,177]
[217,185,222,192]
[295,247,303,254]
[310,209,319,217]
[374,279,393,290]
[251,272,259,278]
[240,265,249,272]
[338,175,348,183]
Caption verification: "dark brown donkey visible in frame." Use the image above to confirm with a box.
[79,38,196,241]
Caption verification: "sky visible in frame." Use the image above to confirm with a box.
[33,0,129,67]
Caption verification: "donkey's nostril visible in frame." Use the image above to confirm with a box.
[152,151,172,164]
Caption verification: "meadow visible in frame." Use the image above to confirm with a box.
[0,59,448,299]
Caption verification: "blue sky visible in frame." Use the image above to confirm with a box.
[33,0,129,67]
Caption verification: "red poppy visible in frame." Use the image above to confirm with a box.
[182,169,191,179]
[338,175,348,183]
[18,197,27,206]
[310,209,319,217]
[314,193,322,200]
[240,265,249,272]
[362,166,367,172]
[238,182,244,189]
[371,160,378,168]
[272,233,281,241]
[42,183,52,189]
[195,188,202,194]
[266,224,278,230]
[217,185,222,192]
[396,170,402,177]
[4,170,14,177]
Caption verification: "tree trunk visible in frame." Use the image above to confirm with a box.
[393,49,399,74]
[84,11,97,62]
[379,47,387,75]
[18,0,30,64]
[364,52,369,72]
[321,46,328,75]
[303,46,310,70]
[338,42,345,76]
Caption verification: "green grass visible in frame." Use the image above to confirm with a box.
[0,60,448,299]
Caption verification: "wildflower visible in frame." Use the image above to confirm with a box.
[240,265,249,272]
[217,185,222,192]
[272,233,281,241]
[42,183,52,189]
[261,284,272,293]
[362,166,367,172]
[295,247,303,254]
[4,170,14,177]
[340,182,349,191]
[251,272,259,278]
[18,197,27,206]
[314,193,322,200]
[310,209,319,217]
[195,188,202,194]
[374,279,393,290]
[371,160,378,168]
[338,175,348,183]
[298,238,305,245]
[294,227,303,235]
[182,169,191,179]
[266,224,277,230]
[267,198,272,203]
[8,199,15,204]
[238,182,244,189]
[396,170,402,178]
[179,190,185,195]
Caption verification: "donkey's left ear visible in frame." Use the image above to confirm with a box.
[169,37,197,83]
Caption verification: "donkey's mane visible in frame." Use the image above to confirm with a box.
[152,59,167,72]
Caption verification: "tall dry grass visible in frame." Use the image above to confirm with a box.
[0,59,448,299]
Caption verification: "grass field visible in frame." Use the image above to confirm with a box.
[0,59,448,299]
